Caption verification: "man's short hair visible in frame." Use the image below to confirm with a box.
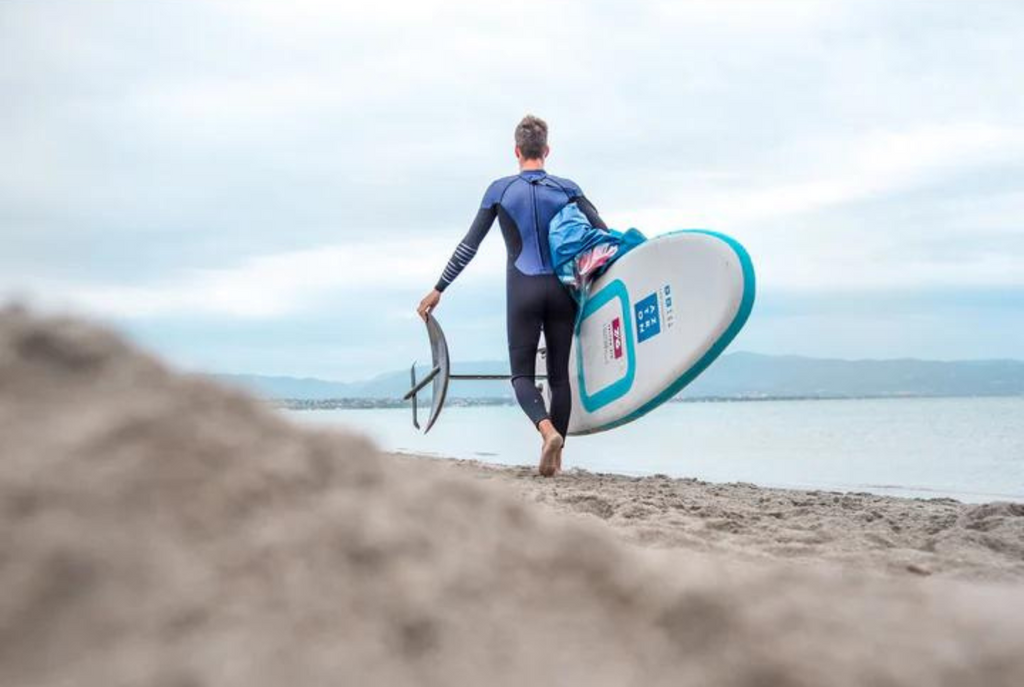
[515,115,548,160]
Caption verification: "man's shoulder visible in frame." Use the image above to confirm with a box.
[482,175,519,205]
[544,174,583,196]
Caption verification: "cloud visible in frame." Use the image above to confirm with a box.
[22,236,505,320]
[597,123,1024,292]
[730,124,1023,222]
[1,0,1022,371]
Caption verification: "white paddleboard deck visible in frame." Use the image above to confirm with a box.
[564,230,755,435]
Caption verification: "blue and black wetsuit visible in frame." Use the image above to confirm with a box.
[435,169,606,436]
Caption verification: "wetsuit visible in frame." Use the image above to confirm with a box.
[435,169,607,437]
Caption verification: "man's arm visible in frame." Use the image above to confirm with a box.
[434,205,497,292]
[575,195,608,231]
[419,185,501,321]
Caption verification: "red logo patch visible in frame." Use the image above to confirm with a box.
[611,317,623,359]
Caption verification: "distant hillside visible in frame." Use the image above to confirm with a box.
[216,374,361,400]
[217,353,1024,401]
[683,353,1024,398]
[217,360,511,400]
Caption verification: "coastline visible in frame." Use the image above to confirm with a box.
[273,392,1024,411]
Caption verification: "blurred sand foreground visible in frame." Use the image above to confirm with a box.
[2,306,1023,687]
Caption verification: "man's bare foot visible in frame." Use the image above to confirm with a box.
[538,431,563,477]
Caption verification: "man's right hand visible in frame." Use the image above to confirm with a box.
[417,289,441,322]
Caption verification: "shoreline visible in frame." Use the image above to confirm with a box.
[388,449,1024,505]
[274,392,1024,410]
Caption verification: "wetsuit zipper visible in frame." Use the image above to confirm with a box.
[530,181,544,271]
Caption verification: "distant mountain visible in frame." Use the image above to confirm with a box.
[217,361,511,400]
[216,374,359,400]
[682,353,1024,398]
[216,353,1024,402]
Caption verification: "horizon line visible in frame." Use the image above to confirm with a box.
[211,351,1024,385]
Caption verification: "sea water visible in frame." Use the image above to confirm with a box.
[288,397,1024,503]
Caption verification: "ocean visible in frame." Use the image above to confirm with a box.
[288,397,1024,503]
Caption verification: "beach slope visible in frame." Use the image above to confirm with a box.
[2,305,1023,687]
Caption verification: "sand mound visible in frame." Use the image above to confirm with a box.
[2,305,1024,687]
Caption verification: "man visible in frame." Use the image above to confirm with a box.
[417,115,607,477]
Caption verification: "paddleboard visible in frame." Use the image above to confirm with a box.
[563,230,755,435]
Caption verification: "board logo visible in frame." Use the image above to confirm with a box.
[611,317,623,359]
[635,292,661,343]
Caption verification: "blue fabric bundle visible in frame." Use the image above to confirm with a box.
[548,202,646,291]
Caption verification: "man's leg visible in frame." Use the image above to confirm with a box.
[508,272,562,476]
[544,316,575,438]
[509,345,545,426]
[543,277,578,472]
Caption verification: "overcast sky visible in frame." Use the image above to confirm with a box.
[2,0,1022,379]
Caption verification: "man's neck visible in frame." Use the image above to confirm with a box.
[518,159,545,172]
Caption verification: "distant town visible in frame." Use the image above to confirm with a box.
[274,397,513,411]
[270,392,1013,411]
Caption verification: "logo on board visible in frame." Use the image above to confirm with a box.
[611,317,623,359]
[600,315,625,364]
[635,292,661,342]
[635,284,675,343]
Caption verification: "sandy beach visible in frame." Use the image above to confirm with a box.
[426,458,1024,583]
[3,306,1024,686]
